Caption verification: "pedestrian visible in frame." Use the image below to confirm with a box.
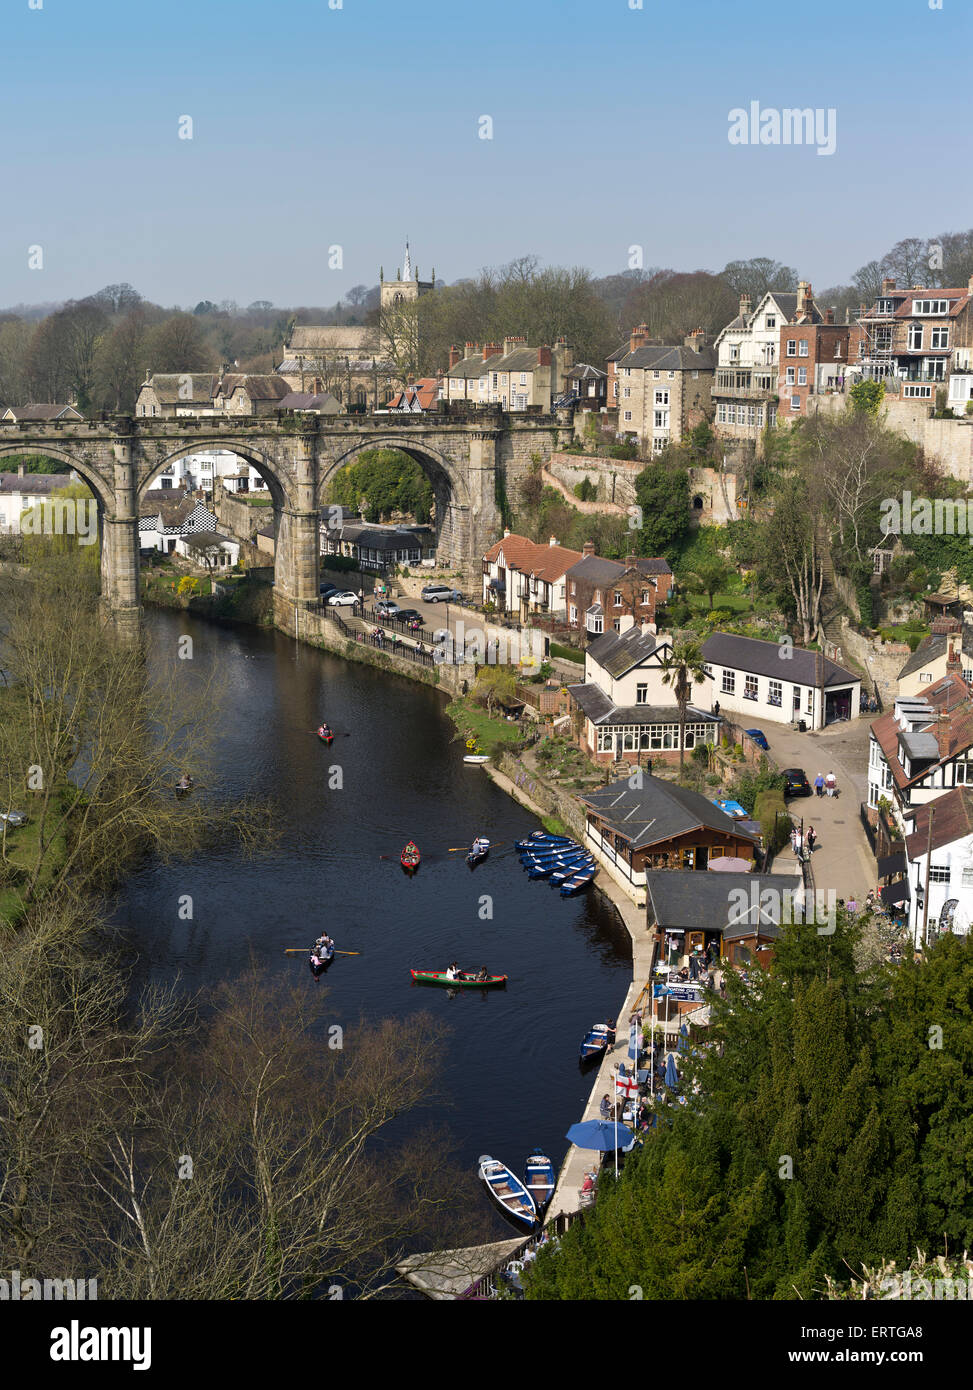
[806,825,816,854]
[847,895,858,916]
[825,770,837,798]
[719,977,727,998]
[814,772,825,797]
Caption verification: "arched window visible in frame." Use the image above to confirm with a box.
[354,388,366,407]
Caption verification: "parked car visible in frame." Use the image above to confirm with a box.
[782,768,812,797]
[319,582,339,598]
[375,600,400,618]
[0,810,27,827]
[327,590,360,608]
[745,728,770,751]
[421,584,462,603]
[396,609,423,625]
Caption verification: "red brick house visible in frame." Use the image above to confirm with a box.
[777,296,852,420]
[565,543,673,637]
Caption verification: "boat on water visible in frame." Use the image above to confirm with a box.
[175,775,194,798]
[478,1155,537,1228]
[515,832,573,850]
[466,836,490,867]
[463,754,490,765]
[580,1021,615,1064]
[519,847,584,866]
[400,841,421,873]
[560,867,595,896]
[410,968,507,988]
[526,857,587,880]
[550,858,595,885]
[309,944,335,978]
[317,725,334,744]
[524,1149,556,1210]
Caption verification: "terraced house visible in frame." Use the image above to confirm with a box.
[565,543,673,637]
[609,324,714,450]
[712,285,821,441]
[481,531,583,619]
[443,337,574,411]
[851,275,973,407]
[867,671,973,831]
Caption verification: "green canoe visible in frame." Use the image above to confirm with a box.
[410,969,507,988]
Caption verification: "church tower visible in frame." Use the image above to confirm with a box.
[380,240,435,312]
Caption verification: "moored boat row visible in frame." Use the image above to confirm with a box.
[478,1148,556,1229]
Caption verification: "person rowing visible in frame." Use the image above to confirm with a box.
[475,965,489,982]
[176,771,193,792]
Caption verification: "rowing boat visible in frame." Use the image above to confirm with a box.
[560,867,595,896]
[463,754,490,764]
[466,836,490,867]
[550,858,595,885]
[317,726,334,744]
[514,832,573,850]
[309,944,335,978]
[410,969,507,988]
[580,1022,615,1063]
[400,841,420,873]
[478,1155,537,1228]
[524,1149,555,1209]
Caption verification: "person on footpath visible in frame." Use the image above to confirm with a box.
[825,770,837,798]
[814,772,825,797]
[806,825,816,854]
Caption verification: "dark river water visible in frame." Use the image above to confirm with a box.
[112,609,632,1234]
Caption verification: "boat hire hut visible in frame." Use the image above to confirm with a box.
[580,775,759,905]
[645,870,796,968]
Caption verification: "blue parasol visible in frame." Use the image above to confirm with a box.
[665,1053,680,1090]
[677,1023,689,1054]
[566,1119,636,1151]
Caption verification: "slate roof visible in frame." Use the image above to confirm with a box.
[276,391,342,412]
[898,632,948,681]
[568,682,716,729]
[1,403,83,421]
[586,625,666,678]
[615,344,716,372]
[446,353,502,380]
[702,633,858,688]
[906,786,973,859]
[141,375,218,404]
[218,375,290,402]
[580,776,758,851]
[645,871,795,939]
[566,363,607,381]
[0,472,68,494]
[566,553,672,586]
[288,325,377,352]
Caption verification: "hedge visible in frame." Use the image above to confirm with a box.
[754,789,791,855]
[550,642,584,665]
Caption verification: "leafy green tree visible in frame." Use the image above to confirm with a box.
[849,379,885,416]
[683,555,734,609]
[326,448,433,524]
[633,459,690,562]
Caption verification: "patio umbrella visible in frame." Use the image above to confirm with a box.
[677,1023,689,1054]
[665,1053,680,1090]
[707,856,752,872]
[566,1118,636,1177]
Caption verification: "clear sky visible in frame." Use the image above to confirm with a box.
[1,0,970,307]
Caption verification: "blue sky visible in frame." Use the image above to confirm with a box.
[1,0,970,307]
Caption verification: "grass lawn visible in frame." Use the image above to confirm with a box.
[0,806,68,926]
[550,642,584,665]
[446,698,525,752]
[687,592,759,614]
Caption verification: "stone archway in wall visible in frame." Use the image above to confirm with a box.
[0,443,113,598]
[140,442,291,588]
[318,436,477,576]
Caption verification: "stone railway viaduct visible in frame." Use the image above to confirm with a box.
[0,407,574,641]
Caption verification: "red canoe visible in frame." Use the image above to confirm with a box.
[401,841,420,872]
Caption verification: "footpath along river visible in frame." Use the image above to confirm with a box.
[111,608,632,1236]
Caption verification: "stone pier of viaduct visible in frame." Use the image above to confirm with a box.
[0,406,574,642]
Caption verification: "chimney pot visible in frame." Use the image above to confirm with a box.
[582,540,595,557]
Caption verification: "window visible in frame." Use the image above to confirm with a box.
[692,370,699,379]
[878,298,895,314]
[624,367,631,377]
[623,410,632,422]
[768,680,782,707]
[721,669,735,694]
[766,315,776,329]
[654,410,669,428]
[743,674,758,701]
[654,390,670,405]
[652,437,666,452]
[786,367,795,385]
[799,340,809,357]
[791,395,801,411]
[613,619,621,633]
[793,685,802,710]
[913,299,949,315]
[728,347,739,362]
[641,590,650,605]
[963,867,973,887]
[668,371,674,379]
[717,403,727,423]
[798,367,807,385]
[806,688,813,714]
[954,760,973,784]
[653,370,660,379]
[588,612,603,634]
[931,326,950,350]
[908,324,923,351]
[492,373,498,388]
[569,604,578,624]
[520,373,527,385]
[928,864,951,883]
[613,590,623,607]
[786,339,797,356]
[622,387,631,398]
[636,683,648,704]
[903,384,932,398]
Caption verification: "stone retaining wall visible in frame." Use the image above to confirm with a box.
[495,751,587,839]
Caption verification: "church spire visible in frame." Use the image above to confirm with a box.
[402,239,412,282]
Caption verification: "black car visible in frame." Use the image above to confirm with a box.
[782,768,812,797]
[396,609,424,625]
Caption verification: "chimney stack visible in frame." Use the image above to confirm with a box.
[582,540,595,557]
[739,293,752,317]
[881,277,896,295]
[625,553,638,569]
[483,342,501,361]
[796,280,809,315]
[825,308,835,324]
[630,322,649,353]
[549,535,558,547]
[448,345,462,369]
[536,345,552,366]
[684,328,706,351]
[937,710,951,760]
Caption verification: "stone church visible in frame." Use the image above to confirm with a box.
[276,243,435,410]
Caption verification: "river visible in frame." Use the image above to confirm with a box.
[112,608,632,1236]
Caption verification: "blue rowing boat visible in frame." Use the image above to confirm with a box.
[524,1149,555,1209]
[560,867,595,896]
[580,1021,615,1063]
[478,1154,537,1228]
[514,832,573,850]
[550,858,595,884]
